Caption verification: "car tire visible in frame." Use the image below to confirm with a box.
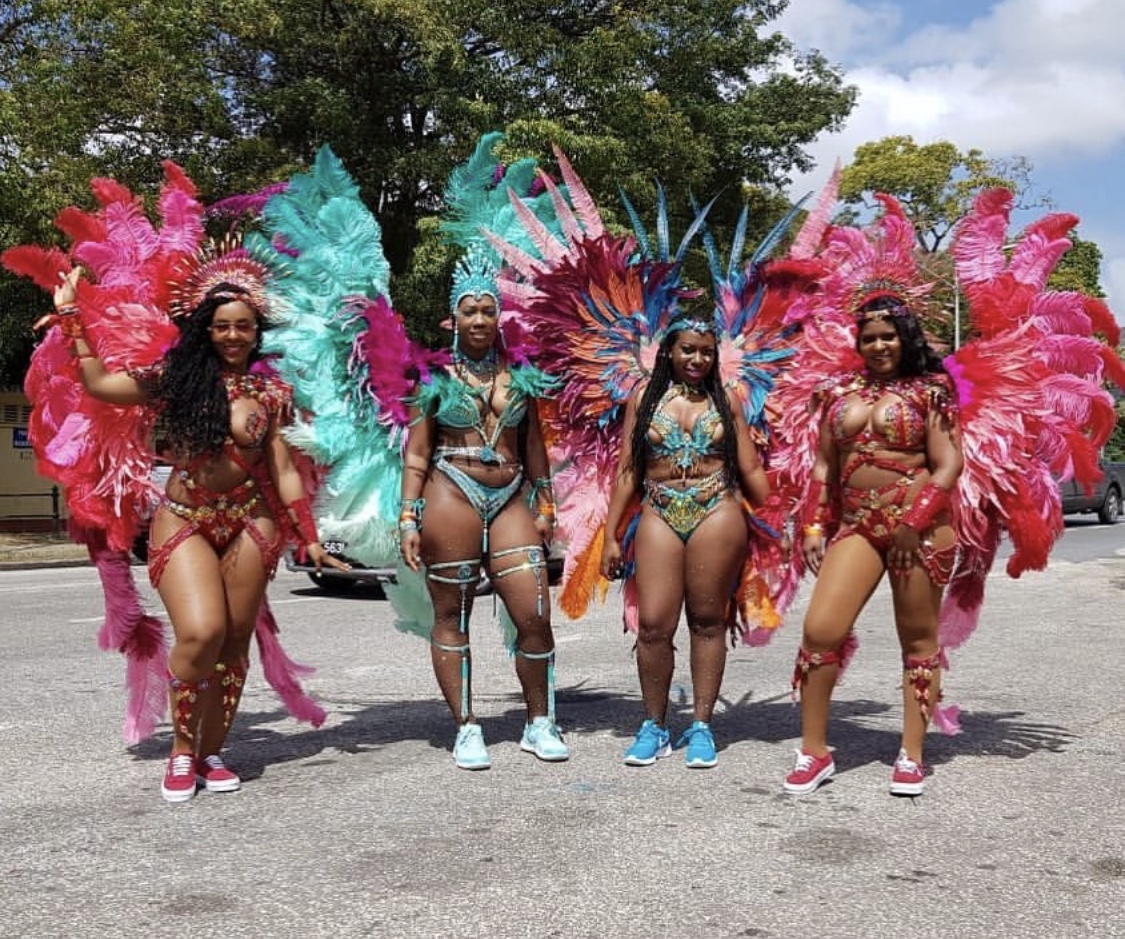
[307,572,357,594]
[1098,487,1121,524]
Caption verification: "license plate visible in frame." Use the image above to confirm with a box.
[322,540,348,554]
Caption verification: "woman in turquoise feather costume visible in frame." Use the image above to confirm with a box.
[399,273,569,771]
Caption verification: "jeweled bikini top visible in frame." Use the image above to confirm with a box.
[826,372,951,452]
[646,385,724,474]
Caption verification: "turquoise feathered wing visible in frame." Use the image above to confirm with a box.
[251,146,442,567]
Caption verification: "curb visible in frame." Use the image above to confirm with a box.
[0,559,94,571]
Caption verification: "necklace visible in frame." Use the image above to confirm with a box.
[671,381,705,400]
[454,348,498,381]
[454,351,504,465]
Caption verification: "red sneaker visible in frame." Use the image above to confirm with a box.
[161,753,198,803]
[890,749,925,796]
[197,754,241,793]
[783,748,836,795]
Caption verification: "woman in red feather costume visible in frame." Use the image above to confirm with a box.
[782,293,963,797]
[769,182,1123,798]
[51,261,347,803]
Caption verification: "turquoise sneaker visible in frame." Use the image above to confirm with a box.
[678,721,718,768]
[519,716,570,762]
[453,723,491,770]
[623,718,672,766]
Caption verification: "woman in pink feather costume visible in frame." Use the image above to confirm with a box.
[53,266,347,803]
[782,296,963,798]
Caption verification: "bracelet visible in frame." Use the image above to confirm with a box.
[399,498,425,521]
[398,519,419,532]
[801,478,838,530]
[528,476,554,511]
[803,523,824,537]
[536,513,556,527]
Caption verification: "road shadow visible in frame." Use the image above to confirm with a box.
[125,679,1077,782]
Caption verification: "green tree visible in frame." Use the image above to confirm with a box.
[1049,234,1105,298]
[838,135,1047,252]
[0,0,856,381]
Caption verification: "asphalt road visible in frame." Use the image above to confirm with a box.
[1,526,1123,939]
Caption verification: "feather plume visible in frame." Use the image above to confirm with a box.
[88,535,169,743]
[255,601,326,727]
[0,245,70,291]
[789,160,841,260]
[254,146,425,567]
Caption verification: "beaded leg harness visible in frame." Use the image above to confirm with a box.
[216,658,249,731]
[903,651,944,723]
[427,558,480,722]
[790,646,844,700]
[168,668,208,744]
[514,646,557,723]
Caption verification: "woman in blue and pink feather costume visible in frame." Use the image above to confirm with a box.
[397,256,568,771]
[601,308,771,770]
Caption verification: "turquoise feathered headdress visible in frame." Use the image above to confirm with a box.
[450,245,500,310]
[440,131,563,314]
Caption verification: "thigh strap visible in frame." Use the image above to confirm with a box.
[427,558,481,636]
[490,543,548,617]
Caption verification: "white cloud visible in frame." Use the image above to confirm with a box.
[778,0,1125,159]
[775,0,1125,317]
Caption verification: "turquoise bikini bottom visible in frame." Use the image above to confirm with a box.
[643,469,730,542]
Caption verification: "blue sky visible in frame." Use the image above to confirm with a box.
[776,0,1125,319]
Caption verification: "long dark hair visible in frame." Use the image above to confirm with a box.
[629,316,740,486]
[856,296,945,377]
[155,283,263,459]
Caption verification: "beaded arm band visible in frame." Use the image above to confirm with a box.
[900,481,950,533]
[286,496,320,546]
[36,303,85,340]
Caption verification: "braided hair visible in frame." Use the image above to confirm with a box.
[629,316,740,487]
[155,283,263,459]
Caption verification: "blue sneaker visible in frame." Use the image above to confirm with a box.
[678,721,718,768]
[453,723,491,770]
[624,718,672,766]
[520,716,570,762]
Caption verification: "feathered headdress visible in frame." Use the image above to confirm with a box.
[450,244,501,310]
[440,131,563,317]
[782,184,932,333]
[168,233,273,318]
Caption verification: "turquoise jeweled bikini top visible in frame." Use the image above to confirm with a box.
[646,385,724,474]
